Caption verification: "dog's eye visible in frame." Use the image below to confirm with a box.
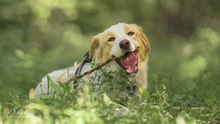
[108,37,115,42]
[127,31,134,36]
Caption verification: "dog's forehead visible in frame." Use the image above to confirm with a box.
[105,23,126,35]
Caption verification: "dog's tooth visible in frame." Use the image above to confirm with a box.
[135,66,137,70]
[126,69,130,73]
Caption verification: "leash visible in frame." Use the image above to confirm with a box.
[72,51,92,89]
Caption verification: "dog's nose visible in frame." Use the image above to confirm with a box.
[119,39,130,50]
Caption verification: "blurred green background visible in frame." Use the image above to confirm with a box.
[0,0,220,98]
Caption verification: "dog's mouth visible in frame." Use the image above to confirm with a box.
[115,51,138,76]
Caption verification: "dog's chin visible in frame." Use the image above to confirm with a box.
[126,70,138,77]
[114,51,138,77]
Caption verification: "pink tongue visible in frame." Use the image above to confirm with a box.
[121,52,138,72]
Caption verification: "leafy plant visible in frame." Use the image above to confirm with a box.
[2,67,220,123]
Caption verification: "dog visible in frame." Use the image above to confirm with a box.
[34,23,150,98]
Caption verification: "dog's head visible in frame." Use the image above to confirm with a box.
[89,23,150,76]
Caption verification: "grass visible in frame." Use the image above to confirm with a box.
[1,66,220,124]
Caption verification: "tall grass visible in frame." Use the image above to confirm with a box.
[1,67,219,124]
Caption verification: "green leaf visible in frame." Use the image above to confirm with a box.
[172,94,184,103]
[162,84,166,89]
[47,76,64,95]
[139,87,149,101]
[151,93,158,97]
[50,82,64,95]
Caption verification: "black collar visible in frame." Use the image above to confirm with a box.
[73,51,91,89]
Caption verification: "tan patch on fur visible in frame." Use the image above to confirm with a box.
[89,31,116,63]
[107,31,116,38]
[123,24,131,34]
[89,35,100,59]
[100,32,114,62]
[96,45,104,62]
[138,27,150,53]
[123,24,150,63]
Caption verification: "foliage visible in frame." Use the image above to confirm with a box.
[1,69,220,123]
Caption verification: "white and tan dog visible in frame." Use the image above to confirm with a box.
[35,23,150,98]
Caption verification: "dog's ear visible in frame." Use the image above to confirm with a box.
[89,35,100,59]
[137,26,150,54]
